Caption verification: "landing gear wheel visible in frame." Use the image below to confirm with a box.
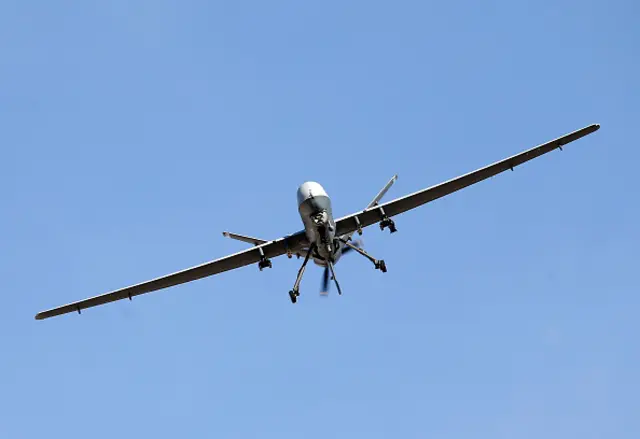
[289,290,299,304]
[375,260,387,273]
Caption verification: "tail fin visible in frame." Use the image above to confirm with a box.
[367,174,398,208]
[222,231,268,246]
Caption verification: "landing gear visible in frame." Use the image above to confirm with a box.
[342,239,388,272]
[326,259,343,295]
[257,246,272,271]
[375,259,387,273]
[288,244,314,304]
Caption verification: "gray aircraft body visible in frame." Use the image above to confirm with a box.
[35,124,600,319]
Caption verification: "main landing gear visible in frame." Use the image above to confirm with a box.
[288,244,314,303]
[342,239,388,273]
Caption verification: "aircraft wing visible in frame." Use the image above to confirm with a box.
[35,231,308,320]
[335,124,600,237]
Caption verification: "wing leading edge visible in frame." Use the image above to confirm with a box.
[335,124,600,237]
[35,231,307,320]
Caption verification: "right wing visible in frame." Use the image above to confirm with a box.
[335,124,600,237]
[35,231,308,320]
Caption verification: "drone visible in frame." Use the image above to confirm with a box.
[35,124,600,320]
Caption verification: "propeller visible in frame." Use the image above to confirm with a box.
[320,264,330,295]
[320,239,362,296]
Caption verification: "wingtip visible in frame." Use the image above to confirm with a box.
[34,313,44,320]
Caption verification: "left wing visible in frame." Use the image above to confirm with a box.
[335,124,600,237]
[35,231,308,320]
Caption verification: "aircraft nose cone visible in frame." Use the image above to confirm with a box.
[297,181,328,205]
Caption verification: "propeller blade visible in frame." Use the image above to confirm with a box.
[320,266,329,295]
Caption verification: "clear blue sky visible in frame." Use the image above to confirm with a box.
[2,1,638,437]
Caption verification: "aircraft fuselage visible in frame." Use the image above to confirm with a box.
[296,182,344,266]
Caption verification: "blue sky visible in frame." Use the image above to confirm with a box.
[2,1,638,437]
